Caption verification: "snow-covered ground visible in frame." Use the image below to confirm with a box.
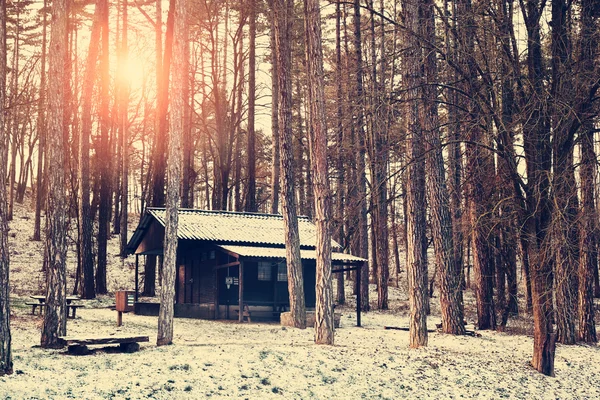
[2,197,600,399]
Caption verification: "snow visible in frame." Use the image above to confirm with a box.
[2,197,600,399]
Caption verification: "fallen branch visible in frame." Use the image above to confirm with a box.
[384,326,482,337]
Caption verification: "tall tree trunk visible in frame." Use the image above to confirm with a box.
[41,0,68,348]
[576,0,598,344]
[334,0,345,305]
[0,0,13,375]
[353,0,369,312]
[245,0,257,212]
[422,0,465,335]
[96,0,110,295]
[157,0,185,346]
[119,0,130,257]
[522,0,556,376]
[305,0,334,345]
[550,0,577,346]
[269,1,280,214]
[33,0,48,242]
[273,0,306,329]
[79,0,103,299]
[405,0,428,347]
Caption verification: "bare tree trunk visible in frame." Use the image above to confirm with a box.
[353,0,369,312]
[334,0,345,305]
[245,0,257,212]
[422,0,465,335]
[305,0,334,345]
[405,0,427,347]
[41,0,68,348]
[33,0,48,242]
[95,0,110,295]
[522,0,556,375]
[269,1,280,215]
[119,0,130,257]
[78,0,103,299]
[0,0,13,375]
[576,0,598,344]
[273,0,306,329]
[157,0,185,346]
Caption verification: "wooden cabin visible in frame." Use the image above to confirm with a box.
[126,208,366,321]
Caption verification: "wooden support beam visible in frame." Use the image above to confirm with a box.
[356,262,362,327]
[213,261,241,270]
[134,255,139,303]
[238,262,244,322]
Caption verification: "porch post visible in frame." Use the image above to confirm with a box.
[135,254,139,303]
[356,262,362,327]
[238,262,244,322]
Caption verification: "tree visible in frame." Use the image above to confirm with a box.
[304,0,334,344]
[273,0,306,329]
[352,0,369,312]
[0,0,13,376]
[269,0,280,215]
[78,0,103,299]
[157,0,185,346]
[404,0,428,348]
[421,0,465,335]
[41,0,68,349]
[33,0,48,242]
[119,0,130,258]
[576,0,598,344]
[245,0,257,212]
[95,0,110,295]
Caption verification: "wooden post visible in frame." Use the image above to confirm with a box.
[356,263,362,327]
[134,254,139,303]
[238,263,244,322]
[117,311,123,327]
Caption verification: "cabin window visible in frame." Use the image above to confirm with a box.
[258,262,272,281]
[277,264,287,282]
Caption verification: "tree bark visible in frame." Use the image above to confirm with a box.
[405,0,428,347]
[41,0,68,348]
[119,0,130,258]
[0,0,13,375]
[95,0,110,295]
[305,0,334,345]
[576,0,598,344]
[157,0,185,346]
[353,0,369,312]
[273,0,306,329]
[33,0,48,242]
[422,0,465,335]
[78,0,103,299]
[269,1,280,215]
[245,0,257,212]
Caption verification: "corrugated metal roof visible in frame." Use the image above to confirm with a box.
[145,208,340,249]
[218,245,366,263]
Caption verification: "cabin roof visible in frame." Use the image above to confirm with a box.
[218,245,366,263]
[126,208,342,254]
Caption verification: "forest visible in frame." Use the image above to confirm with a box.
[0,0,599,388]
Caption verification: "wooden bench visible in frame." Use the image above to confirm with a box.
[59,335,150,355]
[25,302,46,315]
[68,304,84,318]
[25,303,83,319]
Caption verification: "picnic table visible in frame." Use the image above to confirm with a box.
[26,295,84,318]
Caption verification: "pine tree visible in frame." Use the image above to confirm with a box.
[41,0,69,349]
[157,0,185,346]
[0,0,13,376]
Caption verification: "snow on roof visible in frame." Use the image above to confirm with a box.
[127,208,343,253]
[218,245,366,263]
